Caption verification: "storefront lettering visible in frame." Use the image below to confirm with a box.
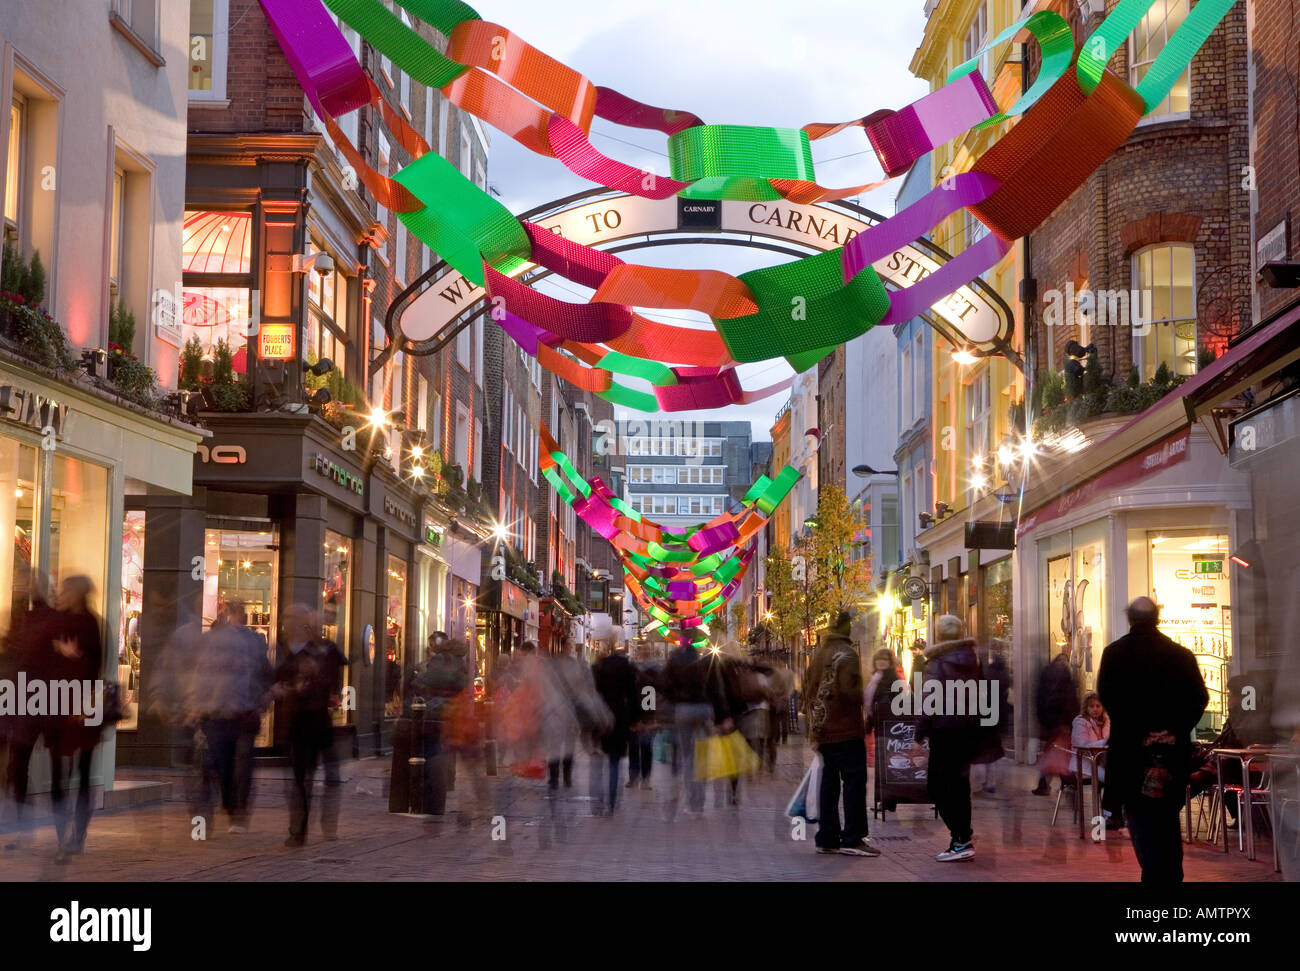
[313,453,363,495]
[384,496,415,526]
[0,384,68,439]
[195,444,247,464]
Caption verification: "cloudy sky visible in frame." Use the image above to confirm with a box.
[477,0,931,441]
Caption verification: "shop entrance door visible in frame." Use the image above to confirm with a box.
[203,526,280,747]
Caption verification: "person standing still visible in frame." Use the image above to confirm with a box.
[806,611,879,858]
[1097,597,1208,882]
[916,614,983,862]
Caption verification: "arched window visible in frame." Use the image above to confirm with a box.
[1130,0,1191,120]
[1131,243,1197,380]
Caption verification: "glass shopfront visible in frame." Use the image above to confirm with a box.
[117,510,146,731]
[203,526,278,746]
[0,437,38,629]
[322,531,352,726]
[1039,520,1109,695]
[384,554,407,717]
[982,557,1013,646]
[1133,529,1232,732]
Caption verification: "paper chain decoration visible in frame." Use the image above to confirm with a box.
[536,422,799,645]
[259,0,1238,415]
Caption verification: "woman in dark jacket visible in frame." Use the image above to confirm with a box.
[592,646,639,814]
[48,576,104,859]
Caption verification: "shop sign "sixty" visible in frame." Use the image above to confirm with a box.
[0,384,69,440]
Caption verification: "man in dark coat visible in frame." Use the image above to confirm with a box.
[592,645,638,814]
[274,604,348,847]
[1097,597,1208,882]
[916,614,984,862]
[805,611,879,857]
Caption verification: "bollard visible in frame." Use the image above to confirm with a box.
[388,715,411,813]
[409,698,426,815]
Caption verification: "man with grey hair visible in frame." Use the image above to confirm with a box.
[1098,597,1207,882]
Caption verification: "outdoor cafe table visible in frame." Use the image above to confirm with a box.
[1211,747,1284,861]
[1075,743,1108,839]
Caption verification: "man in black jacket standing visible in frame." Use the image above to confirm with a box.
[1097,597,1208,882]
[916,614,984,862]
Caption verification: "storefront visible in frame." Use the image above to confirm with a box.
[0,355,204,792]
[442,530,482,676]
[116,410,440,761]
[415,515,450,664]
[1015,425,1249,749]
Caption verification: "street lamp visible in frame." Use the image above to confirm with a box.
[852,464,898,476]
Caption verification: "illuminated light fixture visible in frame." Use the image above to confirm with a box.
[410,464,425,480]
[242,560,252,569]
[763,610,773,621]
[491,521,511,543]
[1230,555,1250,568]
[463,596,475,609]
[971,454,985,470]
[996,445,1014,466]
[410,444,423,461]
[1018,437,1038,461]
[952,348,979,365]
[14,488,22,498]
[368,406,389,429]
[971,473,988,491]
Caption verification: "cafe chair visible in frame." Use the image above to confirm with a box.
[1050,748,1095,827]
[1219,764,1273,859]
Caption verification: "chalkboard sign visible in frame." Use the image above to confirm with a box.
[874,714,932,817]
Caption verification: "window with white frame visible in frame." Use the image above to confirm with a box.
[188,0,229,101]
[108,168,126,298]
[900,344,912,431]
[901,470,912,535]
[962,3,988,79]
[677,466,724,486]
[430,391,443,449]
[461,132,473,178]
[1132,243,1197,380]
[912,331,925,421]
[306,240,348,377]
[1130,0,1190,120]
[454,404,470,471]
[456,319,471,369]
[416,374,429,432]
[112,0,159,49]
[4,97,23,243]
[375,133,391,246]
[473,418,482,482]
[395,220,407,288]
[474,319,483,385]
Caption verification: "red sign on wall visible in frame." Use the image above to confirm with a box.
[258,324,295,360]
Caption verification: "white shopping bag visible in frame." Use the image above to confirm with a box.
[786,753,822,823]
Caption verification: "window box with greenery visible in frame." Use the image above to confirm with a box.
[181,335,249,411]
[104,296,162,407]
[0,244,76,372]
[551,570,587,615]
[1030,350,1210,438]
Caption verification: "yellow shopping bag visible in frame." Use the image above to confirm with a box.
[695,731,757,781]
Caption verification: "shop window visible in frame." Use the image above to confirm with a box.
[323,531,352,726]
[1132,243,1196,381]
[188,0,229,101]
[385,555,407,717]
[982,557,1012,644]
[203,527,278,744]
[1130,0,1190,121]
[1141,530,1232,732]
[1041,523,1108,694]
[1,438,39,625]
[48,455,110,619]
[117,510,146,731]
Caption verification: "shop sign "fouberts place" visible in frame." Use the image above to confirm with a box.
[313,453,363,495]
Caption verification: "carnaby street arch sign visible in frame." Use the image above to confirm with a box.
[381,190,1017,371]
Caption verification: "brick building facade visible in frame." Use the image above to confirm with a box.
[1027,0,1252,384]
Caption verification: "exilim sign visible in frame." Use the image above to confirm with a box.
[313,453,363,495]
[0,384,69,439]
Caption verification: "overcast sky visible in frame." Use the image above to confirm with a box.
[479,0,930,441]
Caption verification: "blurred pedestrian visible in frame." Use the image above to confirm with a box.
[664,636,714,814]
[806,611,878,857]
[1098,598,1207,882]
[592,644,638,814]
[46,576,104,860]
[274,604,347,847]
[864,647,905,771]
[627,643,660,790]
[766,653,794,757]
[916,614,982,862]
[413,635,468,815]
[975,640,1010,794]
[1032,647,1078,795]
[192,600,272,834]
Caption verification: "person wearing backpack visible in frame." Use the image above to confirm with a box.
[805,610,879,858]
